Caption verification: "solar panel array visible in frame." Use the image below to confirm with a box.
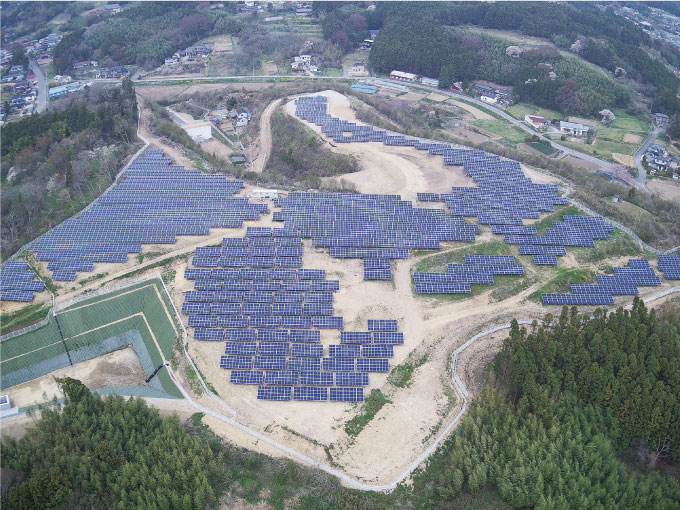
[658,254,680,280]
[30,149,267,279]
[414,254,524,294]
[295,95,613,269]
[183,235,403,402]
[0,261,46,302]
[289,96,491,280]
[543,259,661,305]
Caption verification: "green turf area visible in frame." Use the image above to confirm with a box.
[572,229,643,263]
[506,102,564,122]
[0,279,181,397]
[598,127,627,142]
[526,141,557,155]
[528,267,597,302]
[532,205,580,234]
[473,119,526,144]
[610,109,649,132]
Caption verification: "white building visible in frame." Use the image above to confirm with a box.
[480,95,498,105]
[182,122,212,142]
[251,188,278,199]
[420,77,439,87]
[559,121,589,136]
[390,70,417,82]
[524,114,547,129]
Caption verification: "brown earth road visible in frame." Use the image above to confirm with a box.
[251,97,282,174]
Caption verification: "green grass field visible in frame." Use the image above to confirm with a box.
[609,109,649,132]
[526,141,557,155]
[506,103,565,122]
[0,279,181,397]
[473,119,526,144]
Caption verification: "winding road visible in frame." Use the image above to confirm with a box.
[633,126,659,186]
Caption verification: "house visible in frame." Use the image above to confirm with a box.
[348,62,368,77]
[390,70,417,82]
[473,83,496,96]
[296,7,312,15]
[421,77,439,88]
[559,121,589,137]
[165,57,179,65]
[100,3,121,14]
[524,115,547,129]
[647,144,667,158]
[647,155,669,172]
[235,107,251,127]
[654,112,669,127]
[231,155,247,165]
[480,95,498,105]
[450,81,463,92]
[95,66,129,79]
[182,121,212,142]
[49,81,80,100]
[73,60,97,70]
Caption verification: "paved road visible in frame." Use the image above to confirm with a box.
[28,57,47,114]
[633,126,658,186]
[129,74,618,173]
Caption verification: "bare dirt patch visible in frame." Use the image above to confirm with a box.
[623,133,643,144]
[426,92,449,103]
[6,347,146,408]
[612,153,635,167]
[447,99,493,120]
[446,126,490,144]
[648,179,680,204]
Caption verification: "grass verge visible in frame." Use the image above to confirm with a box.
[344,389,391,437]
[0,303,51,335]
[388,352,430,388]
[528,267,597,302]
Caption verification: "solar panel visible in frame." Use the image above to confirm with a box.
[356,358,389,372]
[258,342,290,357]
[230,370,264,384]
[289,329,321,343]
[287,357,322,371]
[224,329,257,341]
[257,386,292,401]
[312,316,343,329]
[328,345,361,358]
[329,387,363,402]
[361,345,394,358]
[291,343,324,357]
[220,356,252,369]
[340,331,372,344]
[253,356,287,370]
[367,319,398,331]
[194,328,224,341]
[257,329,289,342]
[265,371,299,385]
[293,386,328,401]
[224,342,257,355]
[373,332,404,345]
[322,358,356,371]
[300,371,334,386]
[335,372,369,386]
[542,293,614,305]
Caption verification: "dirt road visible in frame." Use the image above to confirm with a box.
[251,97,282,173]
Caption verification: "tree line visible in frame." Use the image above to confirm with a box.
[367,2,679,118]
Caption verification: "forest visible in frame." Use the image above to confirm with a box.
[3,300,679,509]
[1,80,138,260]
[367,2,679,118]
[51,2,243,72]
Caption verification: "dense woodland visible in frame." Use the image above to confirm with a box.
[367,2,680,118]
[1,80,138,259]
[3,301,679,509]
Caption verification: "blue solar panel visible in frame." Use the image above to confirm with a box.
[328,345,361,357]
[225,342,257,355]
[340,332,372,344]
[373,332,404,345]
[194,328,224,341]
[542,293,614,305]
[312,316,343,329]
[367,319,398,331]
[322,358,356,371]
[220,356,252,369]
[257,329,289,342]
[258,342,290,357]
[253,356,287,370]
[291,343,324,357]
[265,371,299,385]
[361,345,394,358]
[329,387,363,402]
[289,329,320,343]
[225,329,257,341]
[300,371,334,386]
[294,386,328,401]
[257,386,292,401]
[287,357,322,371]
[356,358,389,372]
[335,372,369,386]
[230,370,264,385]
